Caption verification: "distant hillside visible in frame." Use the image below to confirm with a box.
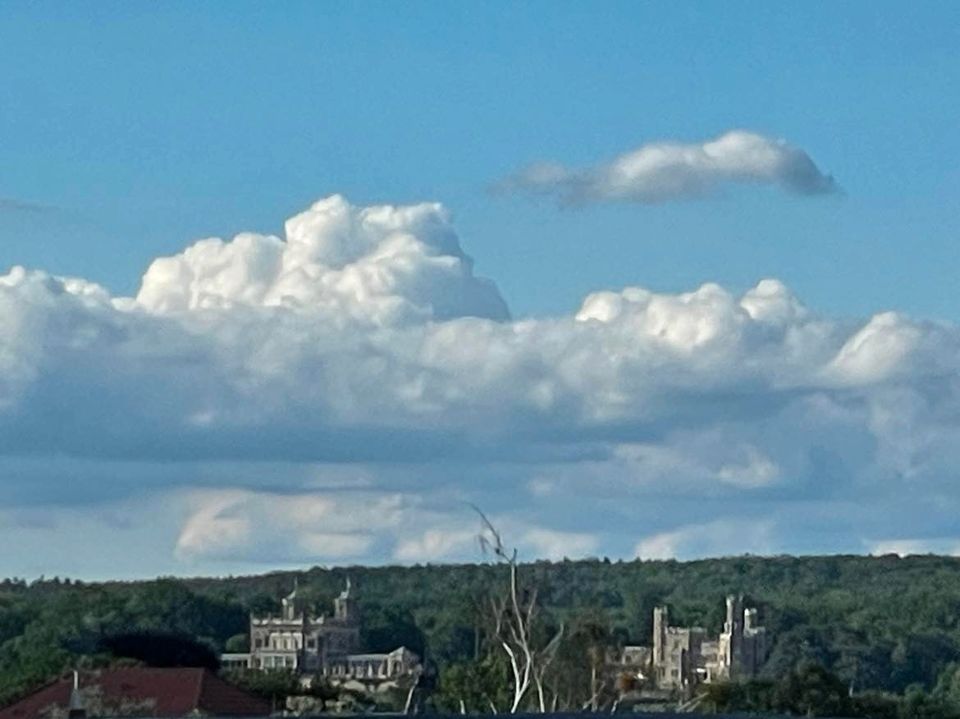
[4,554,960,706]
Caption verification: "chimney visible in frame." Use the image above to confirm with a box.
[68,671,86,719]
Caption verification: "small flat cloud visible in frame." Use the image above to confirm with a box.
[499,130,838,206]
[867,538,960,557]
[174,489,410,563]
[394,528,480,563]
[0,197,56,215]
[523,528,598,561]
[636,519,777,560]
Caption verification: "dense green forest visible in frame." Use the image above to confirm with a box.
[5,554,960,715]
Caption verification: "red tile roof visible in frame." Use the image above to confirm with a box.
[0,668,271,719]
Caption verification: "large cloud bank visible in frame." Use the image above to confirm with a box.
[501,130,838,205]
[3,195,959,573]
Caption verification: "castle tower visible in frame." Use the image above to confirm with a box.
[741,607,765,676]
[723,595,745,678]
[724,595,743,637]
[334,577,358,623]
[652,606,668,680]
[281,580,305,621]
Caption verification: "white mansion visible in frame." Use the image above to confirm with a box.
[221,581,419,683]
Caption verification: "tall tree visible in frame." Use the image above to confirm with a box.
[475,508,564,713]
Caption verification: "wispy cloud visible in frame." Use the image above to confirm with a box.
[498,130,838,206]
[868,538,960,558]
[636,519,777,560]
[0,197,57,215]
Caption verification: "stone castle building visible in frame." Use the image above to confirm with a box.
[621,595,767,691]
[221,581,419,682]
[652,595,766,688]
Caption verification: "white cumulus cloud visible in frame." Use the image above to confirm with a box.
[137,194,509,325]
[501,130,838,205]
[4,194,960,573]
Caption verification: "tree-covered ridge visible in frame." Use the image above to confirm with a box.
[4,554,960,712]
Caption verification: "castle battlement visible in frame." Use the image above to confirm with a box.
[647,595,767,690]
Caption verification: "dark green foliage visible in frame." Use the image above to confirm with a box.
[774,661,852,716]
[703,663,960,718]
[546,610,619,711]
[0,577,247,705]
[224,633,249,653]
[224,670,339,713]
[359,603,425,657]
[224,668,298,710]
[5,555,960,712]
[706,662,866,716]
[98,630,220,670]
[432,656,512,713]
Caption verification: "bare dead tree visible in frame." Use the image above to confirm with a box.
[532,626,564,712]
[402,670,419,715]
[580,643,609,711]
[473,506,564,713]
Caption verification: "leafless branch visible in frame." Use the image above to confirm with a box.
[472,505,565,713]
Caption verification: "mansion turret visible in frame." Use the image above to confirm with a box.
[620,595,768,692]
[222,581,419,683]
[653,595,766,687]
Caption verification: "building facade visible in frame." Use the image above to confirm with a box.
[641,595,767,690]
[709,596,766,682]
[651,605,708,689]
[221,581,419,683]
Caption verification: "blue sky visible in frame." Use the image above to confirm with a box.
[1,3,960,578]
[3,1,958,318]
